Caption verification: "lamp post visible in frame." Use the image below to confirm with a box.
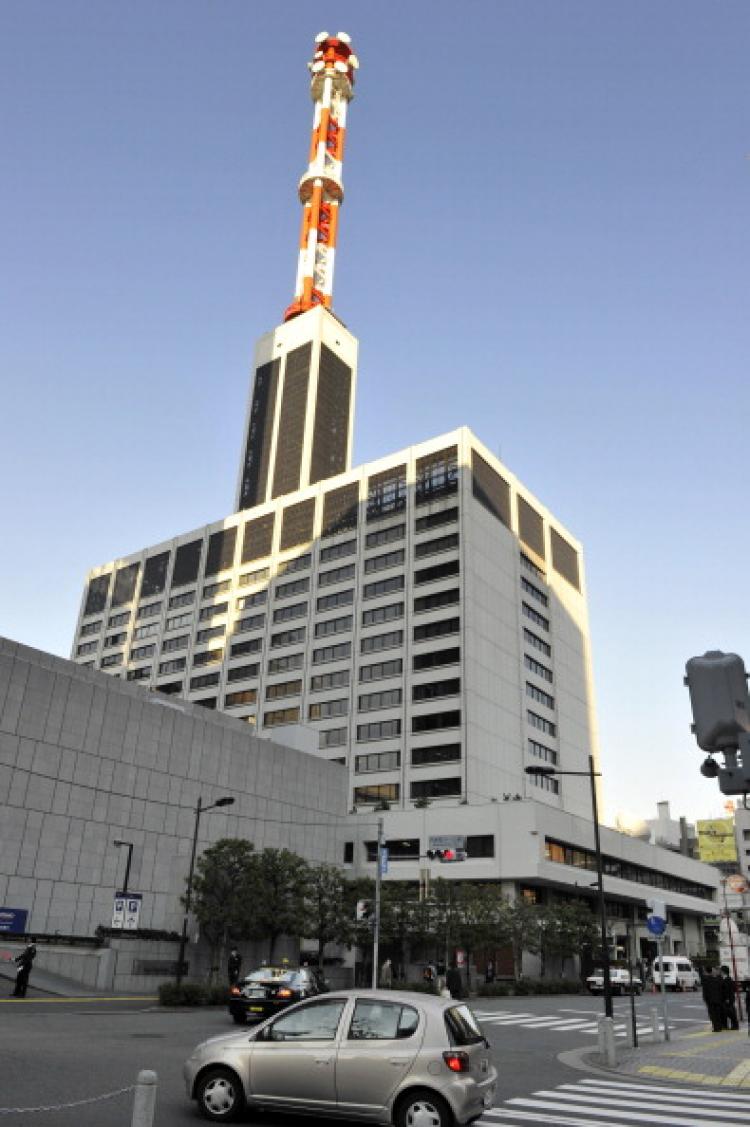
[525,755,614,1018]
[113,839,134,895]
[175,796,235,987]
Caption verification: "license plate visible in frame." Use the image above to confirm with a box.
[249,1006,264,1012]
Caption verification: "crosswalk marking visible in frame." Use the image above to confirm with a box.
[476,1077,750,1127]
[474,1009,668,1039]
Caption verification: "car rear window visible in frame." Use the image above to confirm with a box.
[246,968,297,984]
[445,1005,485,1046]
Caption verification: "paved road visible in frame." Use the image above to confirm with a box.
[0,989,709,1126]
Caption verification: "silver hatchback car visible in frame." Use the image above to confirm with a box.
[184,988,497,1124]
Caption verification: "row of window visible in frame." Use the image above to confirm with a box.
[353,743,462,772]
[353,775,462,804]
[82,499,460,621]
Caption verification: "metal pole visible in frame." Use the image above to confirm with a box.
[657,937,670,1041]
[176,797,202,987]
[626,918,638,1048]
[589,754,613,1019]
[722,879,744,1022]
[372,816,384,988]
[122,843,133,896]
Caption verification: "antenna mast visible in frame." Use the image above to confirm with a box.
[284,31,359,322]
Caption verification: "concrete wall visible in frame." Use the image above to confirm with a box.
[0,637,348,937]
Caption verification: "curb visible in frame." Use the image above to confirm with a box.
[557,1033,750,1091]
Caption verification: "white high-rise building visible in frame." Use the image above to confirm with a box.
[71,32,719,960]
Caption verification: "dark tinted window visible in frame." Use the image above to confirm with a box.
[111,563,140,608]
[280,498,316,551]
[273,343,312,498]
[310,346,352,485]
[141,552,170,597]
[415,445,458,505]
[551,528,580,590]
[84,574,111,615]
[206,528,237,576]
[517,496,545,560]
[445,1005,485,1046]
[239,358,280,510]
[471,450,510,526]
[322,483,359,538]
[242,513,275,564]
[173,540,202,587]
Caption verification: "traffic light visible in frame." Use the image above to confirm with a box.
[426,848,466,863]
[685,651,750,796]
[356,899,372,922]
[684,652,750,752]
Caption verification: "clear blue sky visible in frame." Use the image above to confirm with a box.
[2,1,748,825]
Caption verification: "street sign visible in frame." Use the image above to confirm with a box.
[726,874,748,893]
[379,847,389,875]
[0,908,28,934]
[428,835,466,850]
[112,892,142,930]
[646,915,667,936]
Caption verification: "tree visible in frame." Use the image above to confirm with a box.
[243,848,310,963]
[304,864,354,964]
[188,838,256,982]
[503,896,541,979]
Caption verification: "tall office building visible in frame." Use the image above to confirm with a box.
[70,34,718,951]
[72,30,597,821]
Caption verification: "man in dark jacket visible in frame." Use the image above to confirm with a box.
[702,966,726,1031]
[446,962,463,999]
[720,965,740,1030]
[12,939,36,998]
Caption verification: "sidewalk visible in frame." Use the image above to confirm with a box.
[566,1019,750,1090]
[0,962,115,998]
[616,1023,750,1088]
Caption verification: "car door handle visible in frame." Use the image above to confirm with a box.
[389,1057,410,1065]
[314,1057,332,1065]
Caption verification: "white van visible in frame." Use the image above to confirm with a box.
[651,955,700,991]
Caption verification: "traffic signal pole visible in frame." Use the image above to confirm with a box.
[372,816,384,988]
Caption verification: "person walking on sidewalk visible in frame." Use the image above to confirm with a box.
[12,939,36,998]
[702,966,726,1031]
[720,965,740,1030]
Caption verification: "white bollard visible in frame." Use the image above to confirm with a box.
[597,1016,617,1067]
[650,1006,661,1041]
[131,1070,158,1127]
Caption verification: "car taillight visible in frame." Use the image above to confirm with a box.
[277,988,293,998]
[443,1051,470,1073]
[230,987,241,996]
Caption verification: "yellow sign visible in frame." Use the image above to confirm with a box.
[697,818,737,863]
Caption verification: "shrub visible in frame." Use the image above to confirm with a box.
[158,982,228,1006]
[475,981,512,997]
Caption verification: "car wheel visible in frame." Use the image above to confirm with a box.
[196,1067,245,1123]
[395,1088,453,1127]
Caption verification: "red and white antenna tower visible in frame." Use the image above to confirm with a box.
[284,31,359,322]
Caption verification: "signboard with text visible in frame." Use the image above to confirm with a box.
[111,892,143,930]
[0,908,28,934]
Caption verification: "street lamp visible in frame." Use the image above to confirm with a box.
[525,755,614,1018]
[113,839,134,895]
[175,796,235,986]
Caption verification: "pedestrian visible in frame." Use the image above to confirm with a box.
[485,959,495,984]
[701,966,726,1032]
[12,938,36,998]
[227,946,242,986]
[446,961,463,999]
[380,958,393,988]
[720,965,739,1031]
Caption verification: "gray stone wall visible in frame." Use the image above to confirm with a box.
[0,637,347,937]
